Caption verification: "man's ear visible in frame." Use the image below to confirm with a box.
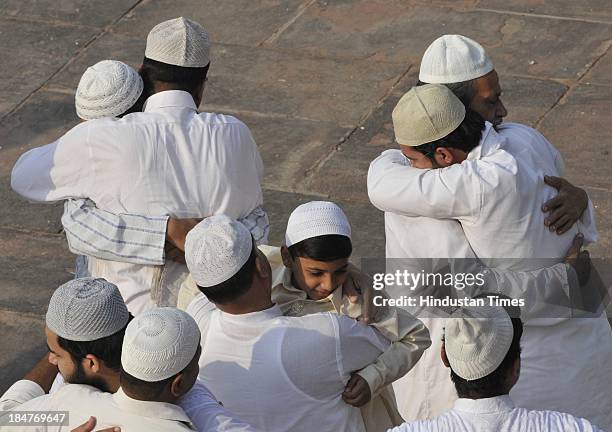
[83,354,102,374]
[511,356,520,381]
[170,373,186,398]
[254,251,270,280]
[440,341,450,368]
[280,246,293,268]
[434,147,455,166]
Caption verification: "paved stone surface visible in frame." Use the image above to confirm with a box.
[0,0,610,392]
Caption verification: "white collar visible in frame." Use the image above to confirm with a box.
[113,387,193,426]
[467,121,504,160]
[143,90,198,112]
[220,304,283,324]
[453,395,515,414]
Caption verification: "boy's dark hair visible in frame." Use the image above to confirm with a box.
[412,108,485,162]
[140,57,210,94]
[450,317,523,399]
[118,91,148,117]
[197,241,257,304]
[417,79,476,107]
[57,314,133,372]
[288,235,352,262]
[120,366,176,400]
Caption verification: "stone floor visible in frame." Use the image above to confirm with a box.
[0,0,611,392]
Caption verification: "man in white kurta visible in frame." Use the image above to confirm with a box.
[183,215,431,432]
[389,305,604,432]
[10,18,265,314]
[368,84,611,428]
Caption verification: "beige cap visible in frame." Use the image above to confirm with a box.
[392,84,465,147]
[445,305,514,381]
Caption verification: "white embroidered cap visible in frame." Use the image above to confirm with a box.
[145,17,210,67]
[419,34,493,84]
[285,201,352,247]
[444,305,514,381]
[75,60,143,120]
[46,277,130,341]
[185,215,253,287]
[121,308,200,382]
[392,84,465,147]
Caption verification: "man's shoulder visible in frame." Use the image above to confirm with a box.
[196,111,249,129]
[513,407,600,431]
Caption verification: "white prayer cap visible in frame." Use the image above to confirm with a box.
[445,305,514,381]
[285,201,352,247]
[46,277,129,342]
[419,35,493,84]
[392,84,465,147]
[75,60,143,120]
[185,215,253,288]
[145,17,210,67]
[121,308,200,382]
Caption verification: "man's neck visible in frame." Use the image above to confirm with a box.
[216,296,274,315]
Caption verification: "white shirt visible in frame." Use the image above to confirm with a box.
[367,122,612,429]
[186,297,391,432]
[0,379,256,432]
[11,90,264,314]
[388,395,603,432]
[0,383,194,431]
[369,122,598,270]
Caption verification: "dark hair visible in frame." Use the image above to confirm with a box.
[288,234,352,262]
[450,317,523,398]
[118,91,148,117]
[140,57,210,95]
[416,79,476,107]
[197,241,258,304]
[57,315,133,372]
[412,108,485,162]
[120,366,176,400]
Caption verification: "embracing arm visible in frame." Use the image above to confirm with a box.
[367,149,482,220]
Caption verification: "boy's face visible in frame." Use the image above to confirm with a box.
[282,248,350,300]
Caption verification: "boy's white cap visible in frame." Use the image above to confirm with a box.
[75,60,143,120]
[285,201,351,247]
[419,34,493,84]
[445,305,514,381]
[145,17,210,67]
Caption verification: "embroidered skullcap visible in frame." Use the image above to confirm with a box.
[419,35,493,84]
[285,201,351,247]
[185,215,253,287]
[46,277,129,341]
[445,305,514,381]
[121,308,200,382]
[392,84,465,147]
[145,17,210,67]
[75,60,143,120]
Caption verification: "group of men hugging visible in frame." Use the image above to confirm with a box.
[2,16,610,432]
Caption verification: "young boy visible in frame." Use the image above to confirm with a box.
[179,201,431,431]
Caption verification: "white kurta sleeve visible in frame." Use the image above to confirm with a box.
[335,315,392,375]
[367,149,482,221]
[355,304,431,396]
[464,261,576,320]
[179,380,258,432]
[0,380,45,410]
[62,199,168,266]
[11,123,93,202]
